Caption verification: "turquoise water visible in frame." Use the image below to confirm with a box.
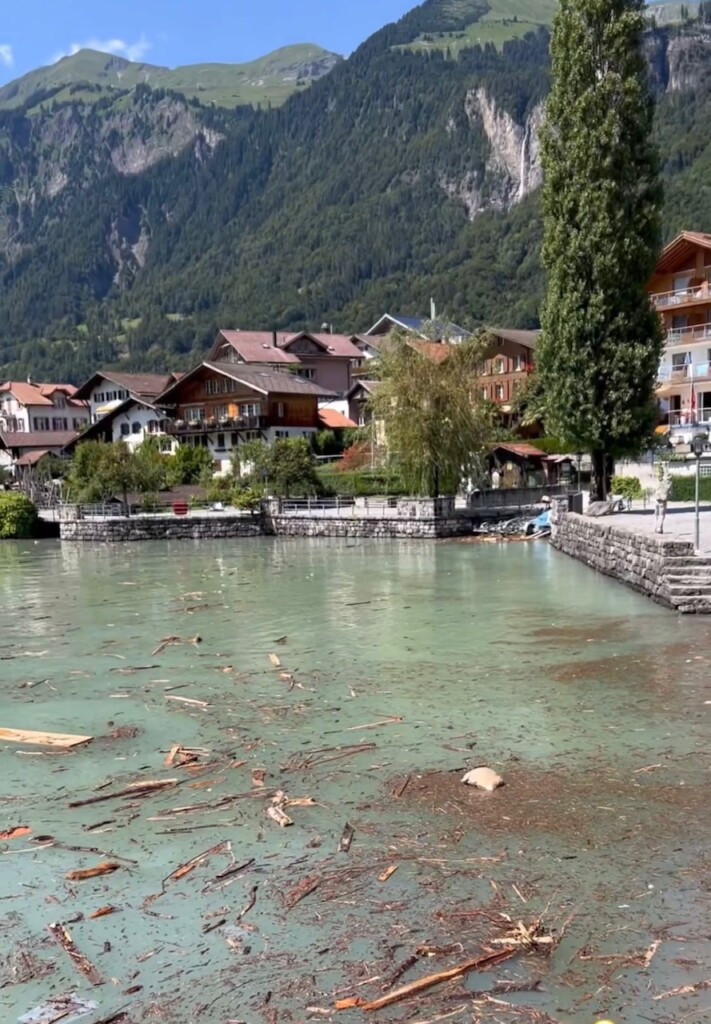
[0,538,709,1024]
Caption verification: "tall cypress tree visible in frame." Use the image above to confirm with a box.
[537,0,663,500]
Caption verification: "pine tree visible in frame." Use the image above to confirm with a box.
[537,0,663,500]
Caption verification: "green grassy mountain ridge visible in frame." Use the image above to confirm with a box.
[0,43,343,112]
[0,0,710,381]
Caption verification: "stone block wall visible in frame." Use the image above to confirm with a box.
[265,515,466,539]
[551,512,694,608]
[60,515,263,542]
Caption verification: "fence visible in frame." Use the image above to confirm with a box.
[467,483,575,512]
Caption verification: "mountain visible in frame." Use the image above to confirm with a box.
[0,44,342,112]
[0,0,711,381]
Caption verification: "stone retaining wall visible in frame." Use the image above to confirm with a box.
[265,515,466,539]
[551,512,694,608]
[60,516,263,542]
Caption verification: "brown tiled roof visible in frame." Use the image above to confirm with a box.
[0,381,54,406]
[486,328,540,349]
[408,341,453,363]
[156,362,338,403]
[215,331,300,364]
[492,443,546,459]
[318,409,357,429]
[0,430,78,450]
[305,333,362,358]
[347,379,382,397]
[203,363,337,397]
[73,371,176,400]
[654,231,711,274]
[15,449,52,466]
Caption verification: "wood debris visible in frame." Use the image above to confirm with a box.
[336,947,517,1012]
[339,822,355,852]
[346,717,404,732]
[0,727,92,749]
[68,778,178,809]
[66,861,121,881]
[268,653,281,667]
[252,768,267,788]
[89,905,119,919]
[490,920,554,950]
[152,634,202,656]
[0,825,31,841]
[378,865,398,883]
[165,695,211,708]
[267,805,293,827]
[283,875,320,910]
[47,922,103,985]
[654,978,711,1000]
[164,744,202,767]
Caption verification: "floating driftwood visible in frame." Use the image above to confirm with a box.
[0,727,92,749]
[47,922,103,986]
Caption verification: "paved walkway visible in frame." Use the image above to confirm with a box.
[609,501,711,553]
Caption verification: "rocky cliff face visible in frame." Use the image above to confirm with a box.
[645,26,711,92]
[441,88,544,220]
[0,93,224,260]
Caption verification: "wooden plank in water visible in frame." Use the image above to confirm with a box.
[0,727,92,748]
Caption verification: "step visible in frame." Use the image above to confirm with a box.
[667,583,711,597]
[672,599,711,614]
[664,572,711,583]
[665,556,711,568]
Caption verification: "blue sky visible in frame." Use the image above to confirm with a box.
[0,0,418,83]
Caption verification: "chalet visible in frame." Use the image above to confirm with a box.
[0,430,77,476]
[650,231,711,443]
[480,329,538,417]
[0,380,89,434]
[73,371,179,423]
[346,380,382,427]
[69,396,176,452]
[155,362,337,472]
[208,330,362,397]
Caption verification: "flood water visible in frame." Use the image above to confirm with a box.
[0,537,710,1024]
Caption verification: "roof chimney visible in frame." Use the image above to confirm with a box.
[272,330,278,347]
[26,374,33,385]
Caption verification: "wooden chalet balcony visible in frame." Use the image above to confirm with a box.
[664,323,711,346]
[167,415,267,435]
[652,284,711,311]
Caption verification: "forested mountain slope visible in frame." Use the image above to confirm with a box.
[1,0,711,381]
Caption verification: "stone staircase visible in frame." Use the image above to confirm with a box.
[662,555,711,613]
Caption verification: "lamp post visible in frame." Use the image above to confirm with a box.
[576,452,583,491]
[691,434,706,551]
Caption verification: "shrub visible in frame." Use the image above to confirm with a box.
[0,493,38,538]
[669,475,711,502]
[317,466,408,497]
[612,476,643,501]
[233,488,262,512]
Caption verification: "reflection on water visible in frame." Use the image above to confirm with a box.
[0,538,709,1023]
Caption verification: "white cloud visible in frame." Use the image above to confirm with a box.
[52,34,151,65]
[0,44,14,68]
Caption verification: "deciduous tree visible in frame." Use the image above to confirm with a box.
[537,0,663,500]
[370,334,494,497]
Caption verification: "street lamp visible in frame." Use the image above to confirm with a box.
[691,434,706,550]
[576,452,583,491]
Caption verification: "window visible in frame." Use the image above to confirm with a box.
[216,433,226,450]
[481,387,488,400]
[495,384,505,401]
[276,402,285,418]
[186,407,204,423]
[54,396,66,409]
[33,417,50,430]
[132,422,141,434]
[214,406,228,421]
[73,418,88,430]
[205,379,220,395]
[147,420,159,433]
[275,429,289,438]
[495,358,506,375]
[241,403,261,418]
[231,432,239,446]
[120,423,130,437]
[296,367,316,380]
[672,352,691,369]
[514,354,526,371]
[52,417,68,430]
